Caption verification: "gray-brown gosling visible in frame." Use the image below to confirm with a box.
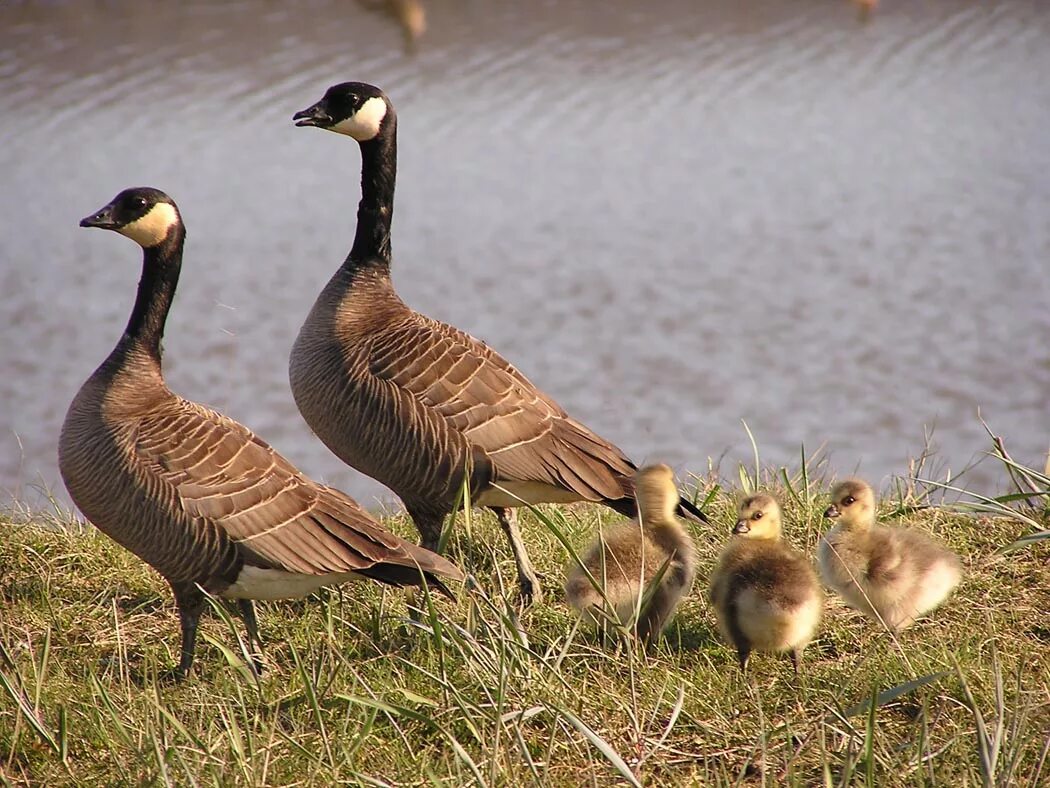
[709,494,823,673]
[60,187,464,679]
[288,82,708,606]
[820,478,962,632]
[564,464,697,642]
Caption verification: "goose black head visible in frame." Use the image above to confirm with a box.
[80,187,181,248]
[293,82,391,142]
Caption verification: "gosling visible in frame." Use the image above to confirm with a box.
[819,479,962,632]
[709,494,823,673]
[565,464,697,642]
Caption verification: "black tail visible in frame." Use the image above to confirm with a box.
[604,494,710,524]
[357,565,457,601]
[677,496,710,524]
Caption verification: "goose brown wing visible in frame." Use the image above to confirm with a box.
[368,315,635,501]
[133,398,462,582]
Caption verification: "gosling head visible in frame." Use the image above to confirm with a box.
[634,463,679,525]
[824,478,876,530]
[79,187,181,249]
[733,494,783,540]
[293,82,393,142]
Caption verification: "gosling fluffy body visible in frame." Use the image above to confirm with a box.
[565,465,696,641]
[819,479,962,631]
[709,494,823,672]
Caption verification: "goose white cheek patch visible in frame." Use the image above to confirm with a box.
[117,202,178,247]
[331,96,388,141]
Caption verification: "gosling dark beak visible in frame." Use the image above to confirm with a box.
[824,505,840,519]
[733,519,750,535]
[79,204,118,230]
[293,102,333,128]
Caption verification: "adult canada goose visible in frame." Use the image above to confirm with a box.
[820,479,962,632]
[289,81,708,603]
[709,494,822,673]
[59,187,463,679]
[564,464,697,642]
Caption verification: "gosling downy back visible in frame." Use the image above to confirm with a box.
[820,478,961,631]
[709,494,822,672]
[288,82,708,604]
[60,188,463,679]
[564,464,697,642]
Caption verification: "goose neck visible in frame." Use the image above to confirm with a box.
[348,128,397,267]
[118,229,184,365]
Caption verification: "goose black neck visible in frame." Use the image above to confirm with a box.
[346,119,397,270]
[121,226,185,363]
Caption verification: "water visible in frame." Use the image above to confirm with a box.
[2,0,1048,512]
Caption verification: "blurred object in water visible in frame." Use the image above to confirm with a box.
[358,0,426,49]
[855,0,878,23]
[391,0,426,46]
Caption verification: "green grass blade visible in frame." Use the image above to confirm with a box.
[556,705,642,788]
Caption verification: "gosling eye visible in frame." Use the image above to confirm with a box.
[753,511,763,520]
[843,495,856,506]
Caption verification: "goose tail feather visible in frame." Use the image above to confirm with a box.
[677,496,710,524]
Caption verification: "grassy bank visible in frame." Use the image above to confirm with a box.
[1,462,1048,786]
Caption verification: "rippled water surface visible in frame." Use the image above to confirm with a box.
[2,0,1048,509]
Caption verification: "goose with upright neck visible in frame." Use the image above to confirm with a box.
[60,187,463,680]
[289,82,709,605]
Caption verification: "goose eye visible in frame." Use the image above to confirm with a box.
[753,511,763,520]
[844,495,855,506]
[133,196,147,210]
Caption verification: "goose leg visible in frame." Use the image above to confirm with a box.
[172,584,205,680]
[636,586,671,646]
[411,508,446,553]
[726,600,751,673]
[790,648,801,676]
[237,600,265,675]
[737,646,751,673]
[491,506,542,606]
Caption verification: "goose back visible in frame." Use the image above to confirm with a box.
[290,264,637,514]
[61,354,462,597]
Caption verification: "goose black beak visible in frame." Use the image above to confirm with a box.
[823,504,840,519]
[79,205,118,230]
[293,103,333,128]
[732,519,750,535]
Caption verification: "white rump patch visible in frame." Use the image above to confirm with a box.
[331,96,388,141]
[117,202,178,248]
[222,565,363,600]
